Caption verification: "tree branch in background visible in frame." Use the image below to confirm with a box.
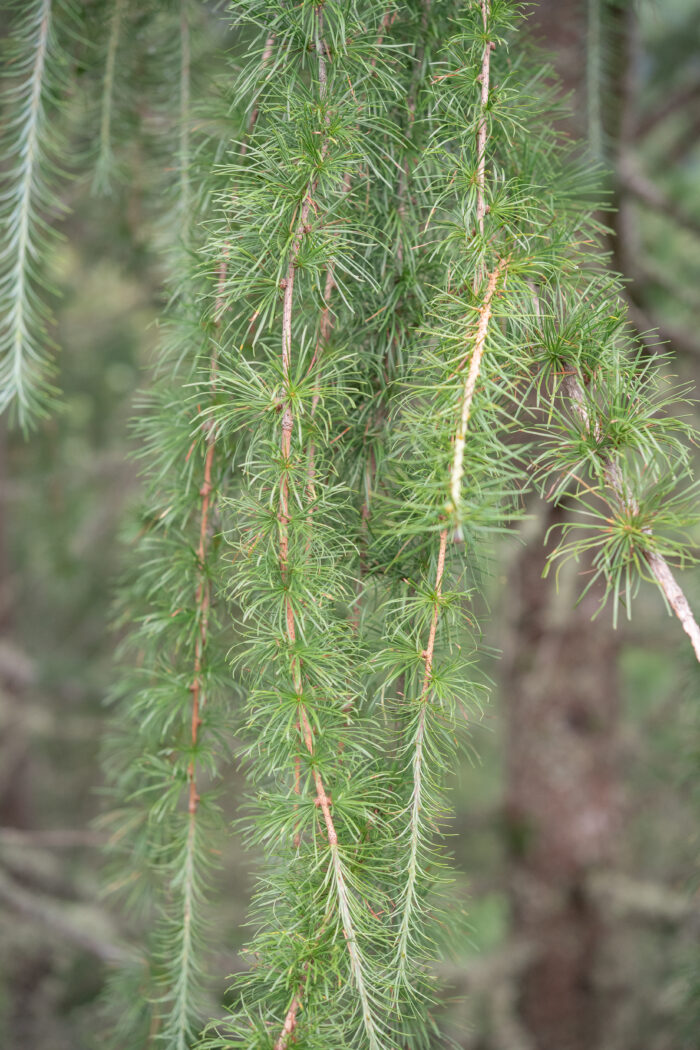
[618,155,700,240]
[0,865,132,965]
[623,297,700,360]
[635,72,700,138]
[0,826,103,848]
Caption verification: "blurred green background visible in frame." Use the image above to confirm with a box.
[1,2,699,1048]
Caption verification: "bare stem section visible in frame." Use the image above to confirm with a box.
[450,258,506,520]
[273,992,303,1050]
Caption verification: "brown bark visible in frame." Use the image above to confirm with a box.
[495,8,627,1047]
[502,504,622,1050]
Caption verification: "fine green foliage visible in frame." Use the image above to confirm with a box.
[4,0,700,1048]
[0,0,76,428]
[91,0,128,195]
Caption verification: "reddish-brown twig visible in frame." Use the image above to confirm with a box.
[273,12,381,1048]
[273,990,303,1050]
[476,0,494,239]
[186,36,275,817]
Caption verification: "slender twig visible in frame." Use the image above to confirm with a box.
[174,41,275,1043]
[561,371,700,661]
[186,252,229,822]
[398,258,503,966]
[94,0,124,192]
[449,0,500,531]
[187,31,275,829]
[449,258,507,526]
[4,0,51,419]
[476,1,494,238]
[274,12,380,1048]
[397,3,498,981]
[178,0,191,219]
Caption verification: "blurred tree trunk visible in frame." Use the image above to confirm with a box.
[0,422,33,829]
[500,5,625,1048]
[503,506,622,1050]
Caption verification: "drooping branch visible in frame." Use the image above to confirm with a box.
[186,24,275,867]
[397,258,503,974]
[476,0,495,237]
[0,0,57,426]
[178,0,191,220]
[396,4,499,984]
[93,0,124,194]
[169,40,275,1044]
[273,12,380,1048]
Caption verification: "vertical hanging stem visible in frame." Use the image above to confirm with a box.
[178,0,191,219]
[476,0,494,238]
[95,0,124,187]
[173,39,276,1040]
[187,437,215,815]
[273,11,380,1048]
[187,32,276,822]
[396,0,499,983]
[243,34,275,155]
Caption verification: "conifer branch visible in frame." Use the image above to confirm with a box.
[394,526,447,979]
[0,0,70,427]
[396,256,503,981]
[273,13,381,1046]
[561,371,700,661]
[395,5,499,988]
[89,4,700,1046]
[161,38,275,1042]
[450,1,501,532]
[178,0,191,221]
[93,0,124,194]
